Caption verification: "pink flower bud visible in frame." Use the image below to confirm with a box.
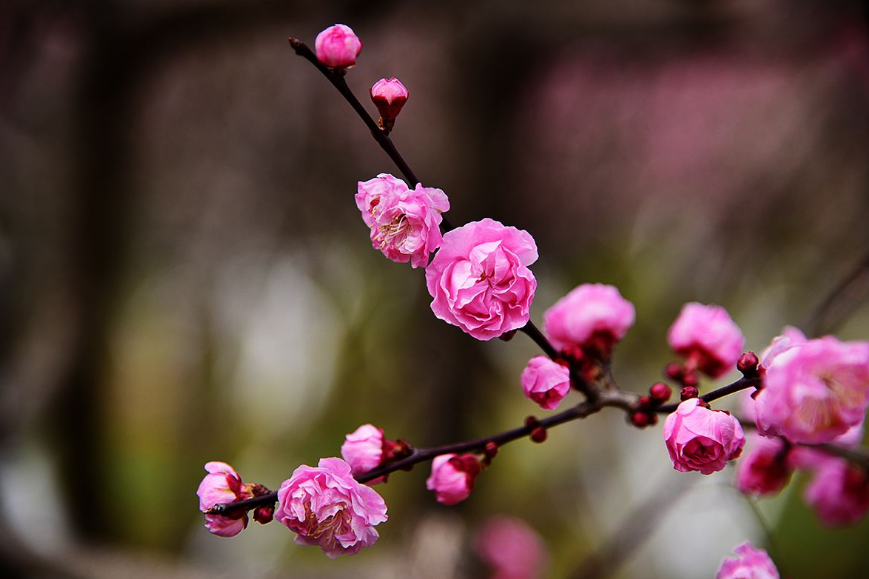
[341,424,385,476]
[754,336,869,444]
[275,458,388,558]
[196,461,253,537]
[735,434,792,497]
[649,382,672,403]
[716,541,780,579]
[737,351,760,375]
[803,460,869,526]
[426,219,538,341]
[543,284,635,354]
[476,516,548,579]
[667,303,745,378]
[370,77,408,126]
[663,398,745,475]
[426,453,482,505]
[520,356,571,410]
[314,24,362,69]
[356,174,449,268]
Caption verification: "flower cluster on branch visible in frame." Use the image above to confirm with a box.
[195,23,869,572]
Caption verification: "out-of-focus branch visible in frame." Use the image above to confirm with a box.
[801,249,869,338]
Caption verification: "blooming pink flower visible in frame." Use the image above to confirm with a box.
[426,454,482,505]
[543,283,635,352]
[314,24,362,69]
[716,541,780,579]
[663,398,745,475]
[803,459,869,526]
[197,461,252,537]
[476,516,548,579]
[356,174,449,268]
[370,78,409,124]
[521,356,571,410]
[425,218,538,341]
[791,424,864,471]
[735,434,793,497]
[754,336,869,444]
[275,457,387,558]
[667,303,745,377]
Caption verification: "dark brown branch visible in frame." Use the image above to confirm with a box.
[655,376,761,413]
[802,249,869,338]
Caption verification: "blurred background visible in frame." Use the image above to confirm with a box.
[2,0,869,577]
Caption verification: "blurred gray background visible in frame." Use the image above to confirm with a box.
[2,0,869,577]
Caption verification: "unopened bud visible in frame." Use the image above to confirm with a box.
[371,77,409,133]
[665,362,684,381]
[682,372,699,387]
[253,505,274,525]
[737,351,760,376]
[638,395,652,409]
[630,411,652,428]
[314,24,362,70]
[530,426,547,443]
[649,382,672,403]
[680,385,699,400]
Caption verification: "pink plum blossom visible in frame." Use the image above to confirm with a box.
[754,336,869,444]
[425,218,538,341]
[667,303,745,377]
[370,78,409,123]
[543,283,635,352]
[341,424,384,477]
[314,24,362,69]
[663,398,745,474]
[426,453,482,505]
[197,461,252,537]
[274,457,388,558]
[758,326,807,370]
[716,541,780,579]
[803,459,869,526]
[476,516,548,579]
[521,356,571,410]
[735,434,793,497]
[356,174,449,268]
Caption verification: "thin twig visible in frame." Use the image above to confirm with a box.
[655,377,761,413]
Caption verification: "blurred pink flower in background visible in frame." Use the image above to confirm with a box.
[803,459,869,527]
[196,461,252,537]
[735,434,793,497]
[667,302,744,377]
[426,453,482,505]
[716,541,780,579]
[425,218,537,340]
[543,283,635,352]
[356,173,449,268]
[663,398,745,474]
[476,516,548,579]
[314,24,362,69]
[275,458,387,558]
[521,356,571,410]
[754,336,869,444]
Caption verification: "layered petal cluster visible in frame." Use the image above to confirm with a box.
[667,303,744,377]
[754,336,869,444]
[425,219,538,340]
[275,458,388,558]
[314,24,362,69]
[735,434,793,497]
[426,454,482,505]
[356,174,449,268]
[197,461,252,537]
[521,356,571,410]
[663,398,745,474]
[476,516,548,579]
[543,283,635,352]
[716,541,780,579]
